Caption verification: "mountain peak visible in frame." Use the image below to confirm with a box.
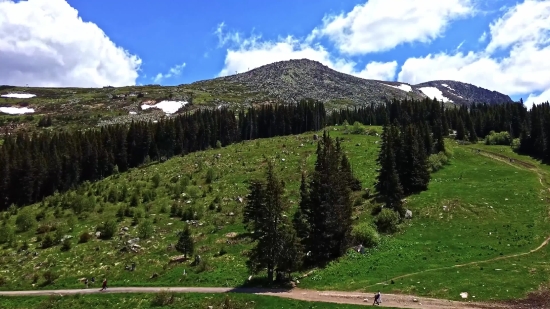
[195,59,512,106]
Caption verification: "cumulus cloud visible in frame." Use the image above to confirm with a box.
[217,27,397,80]
[0,0,141,87]
[313,0,475,55]
[398,0,550,109]
[153,62,186,84]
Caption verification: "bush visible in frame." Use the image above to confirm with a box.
[485,131,512,146]
[41,234,55,249]
[428,152,449,173]
[43,270,59,284]
[16,208,36,232]
[99,220,117,239]
[0,225,15,245]
[375,208,400,233]
[138,220,154,239]
[206,168,217,184]
[151,290,175,306]
[79,232,91,243]
[351,223,380,248]
[61,238,72,251]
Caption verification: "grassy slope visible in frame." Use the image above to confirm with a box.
[1,129,549,303]
[0,293,385,309]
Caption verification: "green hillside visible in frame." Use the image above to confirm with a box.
[1,125,549,304]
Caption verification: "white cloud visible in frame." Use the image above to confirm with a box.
[526,90,550,108]
[355,61,398,80]
[217,28,397,80]
[153,62,186,84]
[313,0,475,55]
[0,0,141,87]
[398,0,550,108]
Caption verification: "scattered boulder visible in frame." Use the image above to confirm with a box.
[169,255,188,263]
[413,298,418,302]
[405,209,413,219]
[122,227,129,232]
[228,212,235,216]
[460,292,468,299]
[150,273,158,279]
[95,232,101,238]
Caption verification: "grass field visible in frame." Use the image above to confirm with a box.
[0,292,386,309]
[1,128,549,303]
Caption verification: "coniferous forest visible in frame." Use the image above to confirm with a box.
[2,95,550,213]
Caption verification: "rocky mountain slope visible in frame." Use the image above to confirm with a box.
[413,80,513,105]
[195,59,513,106]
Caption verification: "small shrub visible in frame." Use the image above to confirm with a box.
[36,224,53,234]
[351,223,380,248]
[485,131,512,146]
[16,208,36,232]
[0,225,15,246]
[218,247,227,256]
[99,220,117,240]
[43,270,59,284]
[41,234,55,249]
[206,168,217,184]
[0,276,6,286]
[79,232,91,243]
[195,258,209,273]
[428,152,450,173]
[151,290,175,306]
[215,140,222,149]
[138,220,154,239]
[61,238,72,251]
[375,208,400,234]
[20,241,29,251]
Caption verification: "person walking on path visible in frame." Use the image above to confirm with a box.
[373,291,381,306]
[100,278,107,291]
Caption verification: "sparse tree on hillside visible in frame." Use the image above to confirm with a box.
[175,226,194,258]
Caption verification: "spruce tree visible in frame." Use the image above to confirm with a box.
[175,226,194,258]
[302,131,354,264]
[375,123,405,215]
[243,162,299,281]
[400,125,430,194]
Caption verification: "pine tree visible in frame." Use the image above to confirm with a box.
[292,172,310,243]
[400,125,430,194]
[243,162,299,282]
[175,226,194,258]
[375,122,405,215]
[301,131,354,264]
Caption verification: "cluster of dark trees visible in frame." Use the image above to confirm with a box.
[375,120,432,216]
[0,100,326,210]
[243,132,360,280]
[330,99,550,161]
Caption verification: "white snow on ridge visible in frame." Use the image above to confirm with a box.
[380,83,412,92]
[441,84,455,92]
[0,107,35,114]
[1,93,36,99]
[141,101,188,114]
[419,87,453,103]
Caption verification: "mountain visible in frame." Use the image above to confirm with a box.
[413,80,514,105]
[193,59,513,107]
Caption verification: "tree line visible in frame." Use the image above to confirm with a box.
[0,100,326,210]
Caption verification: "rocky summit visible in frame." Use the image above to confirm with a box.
[195,59,513,106]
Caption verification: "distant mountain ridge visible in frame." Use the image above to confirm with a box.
[194,59,513,106]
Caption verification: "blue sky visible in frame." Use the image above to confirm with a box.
[1,0,550,106]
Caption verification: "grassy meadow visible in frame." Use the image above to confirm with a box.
[0,292,385,309]
[0,126,549,303]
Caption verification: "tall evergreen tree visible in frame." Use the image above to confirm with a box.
[243,162,300,281]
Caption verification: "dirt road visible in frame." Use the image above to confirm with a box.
[0,287,504,309]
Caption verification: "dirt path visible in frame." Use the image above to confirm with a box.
[0,287,503,309]
[365,147,550,288]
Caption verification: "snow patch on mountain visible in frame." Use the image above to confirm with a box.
[380,83,412,92]
[141,101,188,114]
[1,93,36,99]
[419,87,453,102]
